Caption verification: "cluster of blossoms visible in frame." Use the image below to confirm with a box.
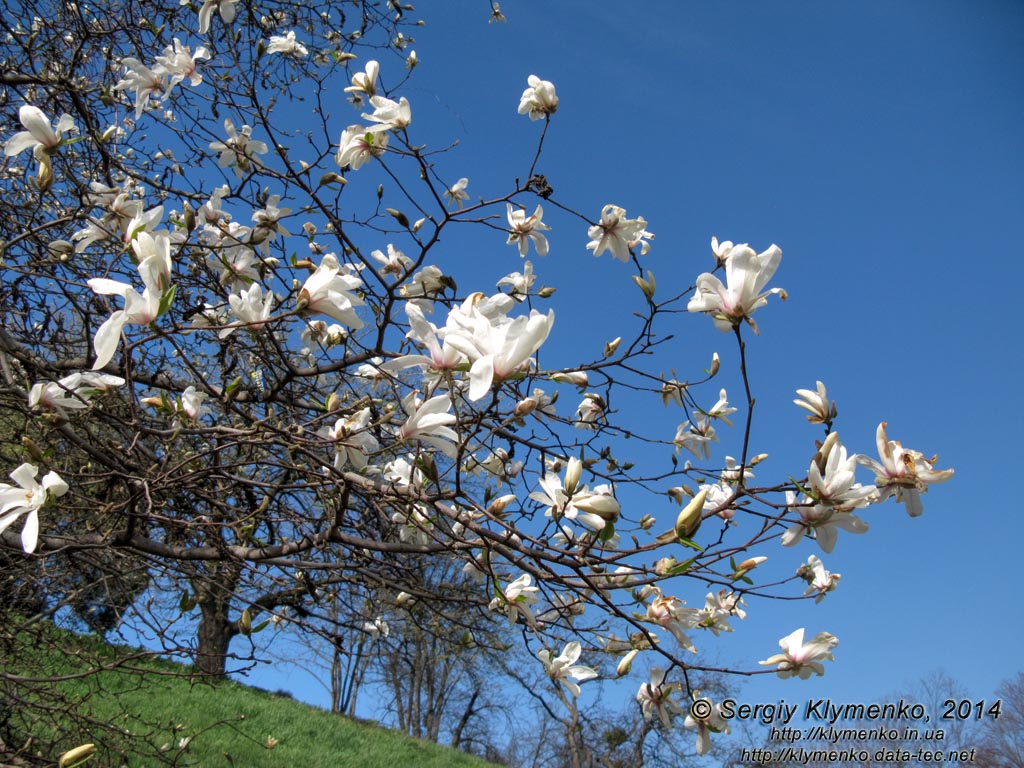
[0,50,958,762]
[113,39,209,120]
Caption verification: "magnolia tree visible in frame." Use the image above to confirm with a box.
[0,0,954,762]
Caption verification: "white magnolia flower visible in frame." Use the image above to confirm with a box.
[781,491,868,554]
[518,75,558,120]
[370,244,413,278]
[179,386,210,422]
[335,124,388,169]
[444,177,470,209]
[0,463,69,553]
[759,627,838,679]
[684,696,731,756]
[799,554,841,603]
[496,260,536,300]
[324,407,378,471]
[190,0,239,34]
[362,616,390,640]
[586,204,652,261]
[4,105,77,160]
[538,641,598,697]
[88,232,173,369]
[29,372,124,412]
[687,242,785,333]
[506,203,551,258]
[636,667,685,728]
[208,119,267,178]
[857,422,954,517]
[362,95,411,131]
[114,58,167,119]
[267,30,308,57]
[398,392,459,459]
[489,573,539,626]
[344,60,379,103]
[297,254,366,328]
[806,437,875,512]
[674,415,717,460]
[221,283,274,337]
[794,380,836,424]
[645,587,699,652]
[154,39,210,89]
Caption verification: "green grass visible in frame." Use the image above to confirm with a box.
[5,625,499,768]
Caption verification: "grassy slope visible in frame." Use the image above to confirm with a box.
[8,628,498,768]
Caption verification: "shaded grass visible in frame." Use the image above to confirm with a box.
[4,625,498,768]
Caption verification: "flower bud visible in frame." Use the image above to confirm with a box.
[749,452,769,466]
[385,208,410,228]
[564,456,582,494]
[487,494,517,517]
[654,556,676,575]
[604,336,621,358]
[616,649,639,677]
[238,608,252,636]
[675,487,707,540]
[59,744,96,768]
[709,352,720,377]
[551,370,588,388]
[537,286,556,298]
[514,396,538,417]
[732,556,767,579]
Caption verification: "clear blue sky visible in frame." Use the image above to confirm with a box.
[243,0,1023,741]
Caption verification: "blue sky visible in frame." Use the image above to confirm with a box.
[237,0,1023,745]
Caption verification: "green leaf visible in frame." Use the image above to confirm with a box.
[598,522,616,543]
[157,284,176,317]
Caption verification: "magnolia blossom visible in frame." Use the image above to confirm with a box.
[674,415,718,459]
[221,283,274,337]
[324,407,378,471]
[506,203,551,258]
[209,119,267,178]
[362,95,411,131]
[645,587,699,652]
[29,372,125,412]
[759,628,838,679]
[857,422,954,517]
[798,554,841,603]
[398,392,459,458]
[154,39,210,89]
[518,75,558,120]
[335,124,388,169]
[529,459,618,532]
[636,668,685,728]
[684,697,731,756]
[362,616,390,640]
[794,380,836,424]
[344,60,379,103]
[688,242,785,333]
[444,177,470,208]
[586,205,653,261]
[381,301,467,378]
[781,491,868,554]
[496,260,536,300]
[0,463,69,553]
[113,58,166,119]
[297,254,366,328]
[443,298,555,401]
[703,388,736,426]
[88,232,174,369]
[370,244,413,278]
[178,386,210,422]
[538,641,598,697]
[574,394,605,430]
[807,437,875,512]
[489,573,539,626]
[267,30,308,57]
[3,105,77,185]
[190,0,239,34]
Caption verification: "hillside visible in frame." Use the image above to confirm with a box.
[3,626,499,768]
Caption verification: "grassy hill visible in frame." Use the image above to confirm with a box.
[3,625,499,768]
